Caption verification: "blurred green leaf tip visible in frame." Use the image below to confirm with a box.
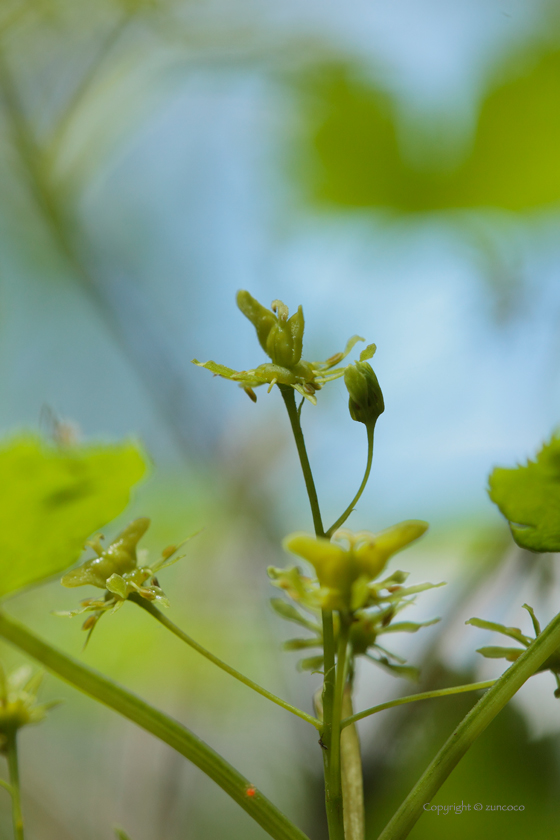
[192,290,377,405]
[467,605,560,697]
[0,434,146,600]
[488,433,560,552]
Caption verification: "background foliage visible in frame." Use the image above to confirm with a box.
[0,1,560,838]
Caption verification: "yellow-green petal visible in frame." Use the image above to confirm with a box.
[283,533,345,569]
[356,521,428,577]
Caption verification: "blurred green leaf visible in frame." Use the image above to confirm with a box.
[378,618,440,634]
[298,655,324,672]
[476,646,524,662]
[371,657,420,681]
[0,435,146,598]
[458,49,560,211]
[298,48,560,213]
[283,638,320,651]
[466,617,531,645]
[488,435,560,552]
[269,597,320,632]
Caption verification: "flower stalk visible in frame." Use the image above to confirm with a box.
[131,595,321,729]
[5,731,24,840]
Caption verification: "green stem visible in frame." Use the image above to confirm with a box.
[6,731,24,840]
[132,596,321,729]
[279,385,343,839]
[0,611,309,840]
[279,385,324,538]
[342,680,496,729]
[340,688,365,840]
[326,426,374,538]
[325,618,350,840]
[377,609,560,840]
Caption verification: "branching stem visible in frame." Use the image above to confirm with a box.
[132,596,321,729]
[327,426,374,538]
[279,385,344,840]
[377,609,560,840]
[341,680,496,728]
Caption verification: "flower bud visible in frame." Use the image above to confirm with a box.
[344,361,384,428]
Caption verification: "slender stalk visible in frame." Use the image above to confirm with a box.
[377,608,560,840]
[0,46,200,458]
[326,426,374,538]
[278,386,324,537]
[46,12,132,162]
[342,680,496,728]
[131,596,321,729]
[0,611,309,840]
[278,385,343,838]
[6,731,24,840]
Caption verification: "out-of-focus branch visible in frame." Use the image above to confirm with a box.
[46,10,133,162]
[0,38,201,456]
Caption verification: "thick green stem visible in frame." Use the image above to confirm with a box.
[342,680,496,728]
[326,426,374,538]
[325,618,351,840]
[377,609,560,840]
[320,609,337,834]
[340,688,365,840]
[6,731,24,840]
[132,596,321,729]
[0,612,309,840]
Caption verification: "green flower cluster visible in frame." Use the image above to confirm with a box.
[192,291,377,405]
[58,518,187,641]
[269,525,443,680]
[0,666,58,747]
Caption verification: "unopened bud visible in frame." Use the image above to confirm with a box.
[344,361,384,428]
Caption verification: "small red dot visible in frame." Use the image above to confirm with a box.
[246,786,256,798]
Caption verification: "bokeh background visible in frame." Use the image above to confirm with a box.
[1,0,560,837]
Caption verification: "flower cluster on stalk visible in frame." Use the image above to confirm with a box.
[0,666,58,748]
[192,291,377,405]
[269,525,444,680]
[57,517,187,643]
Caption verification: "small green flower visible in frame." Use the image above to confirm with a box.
[192,290,377,405]
[467,604,560,697]
[269,557,444,679]
[0,666,59,746]
[282,523,429,612]
[58,518,190,642]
